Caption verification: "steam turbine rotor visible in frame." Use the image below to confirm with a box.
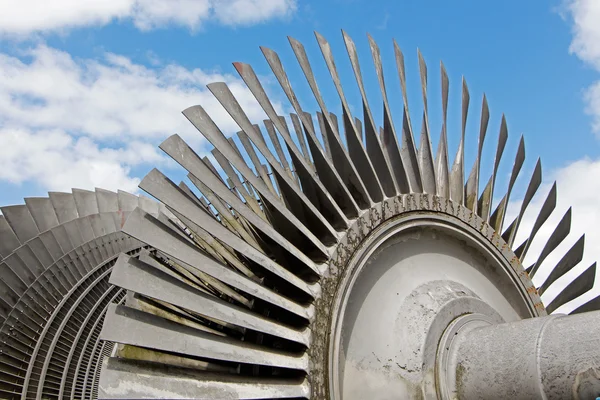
[0,31,599,400]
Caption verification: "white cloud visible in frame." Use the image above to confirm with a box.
[0,44,278,195]
[584,81,600,134]
[0,45,268,139]
[527,0,600,312]
[0,128,146,193]
[506,158,600,314]
[564,0,600,135]
[565,0,600,69]
[0,0,297,36]
[213,0,296,26]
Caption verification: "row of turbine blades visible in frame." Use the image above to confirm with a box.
[0,188,163,399]
[95,31,599,398]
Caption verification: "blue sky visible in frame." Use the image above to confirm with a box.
[1,0,599,311]
[0,1,597,198]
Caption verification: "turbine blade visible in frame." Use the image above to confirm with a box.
[342,30,397,197]
[538,235,584,296]
[394,40,423,192]
[516,182,557,261]
[416,49,436,194]
[490,134,525,232]
[504,158,543,247]
[465,95,489,213]
[449,78,470,204]
[251,49,360,217]
[368,34,410,192]
[528,207,572,278]
[434,61,450,198]
[545,263,596,314]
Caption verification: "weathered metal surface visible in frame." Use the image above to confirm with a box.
[477,115,508,221]
[449,79,469,204]
[432,63,448,198]
[343,31,397,198]
[515,182,557,260]
[0,189,158,399]
[1,205,39,243]
[489,135,525,231]
[368,35,411,194]
[255,47,362,217]
[99,357,310,399]
[394,42,424,194]
[545,262,596,313]
[538,234,585,296]
[465,95,489,214]
[110,254,310,345]
[529,207,572,277]
[450,311,600,399]
[503,158,543,247]
[416,49,437,195]
[101,303,309,370]
[121,207,311,318]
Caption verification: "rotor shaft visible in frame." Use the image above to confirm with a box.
[449,311,600,399]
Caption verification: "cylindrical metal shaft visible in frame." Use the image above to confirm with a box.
[453,311,600,400]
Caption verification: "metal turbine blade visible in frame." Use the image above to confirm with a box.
[0,188,160,399]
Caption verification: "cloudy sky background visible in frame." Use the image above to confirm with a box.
[0,0,599,313]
